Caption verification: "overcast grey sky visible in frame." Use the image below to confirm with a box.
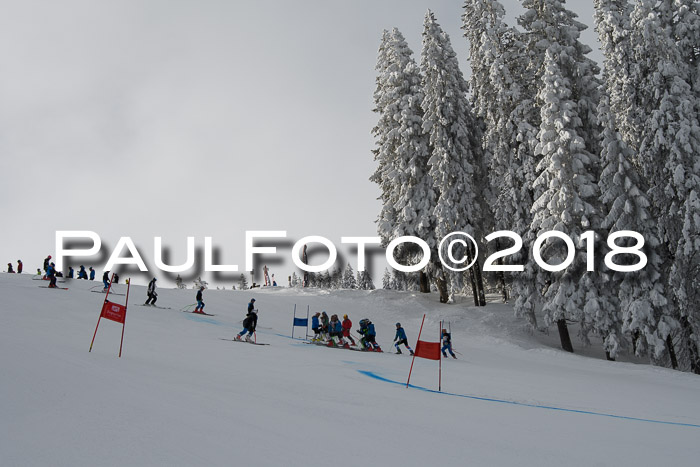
[0,0,597,286]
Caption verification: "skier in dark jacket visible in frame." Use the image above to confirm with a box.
[328,314,344,345]
[393,323,414,355]
[194,286,205,313]
[46,262,58,288]
[7,263,14,273]
[320,311,330,339]
[358,319,380,351]
[67,266,74,278]
[89,267,95,280]
[144,277,157,305]
[16,260,22,274]
[441,329,456,359]
[43,255,51,273]
[102,271,110,291]
[311,312,321,341]
[235,310,258,342]
[77,265,87,280]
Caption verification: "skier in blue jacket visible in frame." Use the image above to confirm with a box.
[311,312,321,341]
[89,267,95,281]
[393,323,414,355]
[358,319,380,351]
[441,329,456,359]
[46,262,58,288]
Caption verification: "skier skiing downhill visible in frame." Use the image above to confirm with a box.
[46,262,58,288]
[235,299,258,341]
[441,329,456,359]
[394,323,414,355]
[194,286,206,313]
[341,314,355,345]
[357,319,381,351]
[144,277,157,305]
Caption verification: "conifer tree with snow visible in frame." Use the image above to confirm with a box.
[421,10,484,303]
[342,263,357,289]
[530,47,602,353]
[382,268,393,290]
[627,0,700,372]
[239,273,249,290]
[358,270,376,290]
[370,27,435,293]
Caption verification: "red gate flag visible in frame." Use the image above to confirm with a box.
[101,300,126,324]
[414,340,441,360]
[90,273,130,357]
[407,315,443,391]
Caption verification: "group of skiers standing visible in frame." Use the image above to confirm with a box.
[6,260,22,274]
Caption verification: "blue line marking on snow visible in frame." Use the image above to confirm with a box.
[359,370,700,429]
[185,314,222,326]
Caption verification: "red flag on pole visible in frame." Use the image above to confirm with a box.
[406,315,443,391]
[101,300,126,324]
[414,340,441,360]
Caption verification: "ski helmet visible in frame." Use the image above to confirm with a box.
[396,322,401,327]
[343,314,348,319]
[251,298,256,302]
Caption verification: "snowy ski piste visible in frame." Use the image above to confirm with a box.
[1,273,698,466]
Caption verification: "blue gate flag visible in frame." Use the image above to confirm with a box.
[293,317,308,327]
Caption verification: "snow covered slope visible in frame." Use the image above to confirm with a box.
[1,273,698,466]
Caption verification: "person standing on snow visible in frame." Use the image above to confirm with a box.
[393,323,414,355]
[441,329,456,359]
[89,267,95,281]
[43,255,52,273]
[67,266,74,279]
[311,312,321,341]
[144,277,158,305]
[16,260,22,274]
[194,286,206,313]
[102,271,110,291]
[341,314,355,346]
[320,311,330,340]
[7,263,14,273]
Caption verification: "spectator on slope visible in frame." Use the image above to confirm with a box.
[441,329,456,359]
[77,265,87,280]
[393,323,414,355]
[311,312,321,341]
[67,266,74,279]
[16,260,22,274]
[341,314,355,346]
[194,286,206,314]
[235,308,258,342]
[7,263,15,273]
[89,267,95,281]
[328,314,344,346]
[320,311,330,340]
[102,271,110,292]
[114,273,119,284]
[144,277,158,305]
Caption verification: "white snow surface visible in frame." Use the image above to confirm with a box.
[1,273,698,466]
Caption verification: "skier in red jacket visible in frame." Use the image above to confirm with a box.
[341,314,355,346]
